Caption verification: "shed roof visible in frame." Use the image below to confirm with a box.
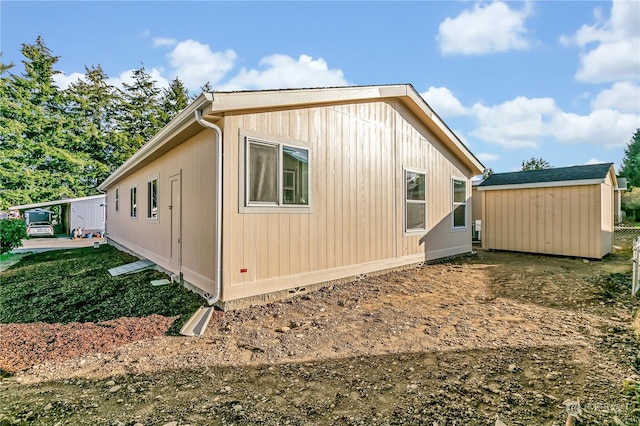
[10,194,106,211]
[478,163,616,191]
[99,84,484,190]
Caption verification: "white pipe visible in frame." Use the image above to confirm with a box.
[195,109,222,305]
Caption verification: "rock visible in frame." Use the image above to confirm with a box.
[161,422,178,426]
[233,404,243,413]
[108,385,122,393]
[545,371,560,380]
[508,364,517,372]
[43,403,53,411]
[276,326,291,333]
[105,380,116,387]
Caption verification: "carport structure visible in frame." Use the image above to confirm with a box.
[10,194,106,237]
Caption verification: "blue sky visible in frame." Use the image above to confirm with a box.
[2,1,639,175]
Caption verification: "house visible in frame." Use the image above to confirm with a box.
[98,84,484,310]
[10,194,106,237]
[478,163,617,259]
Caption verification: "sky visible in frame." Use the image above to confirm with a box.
[1,0,639,175]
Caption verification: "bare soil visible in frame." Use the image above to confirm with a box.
[1,249,639,425]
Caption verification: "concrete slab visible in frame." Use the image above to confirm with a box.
[12,236,103,254]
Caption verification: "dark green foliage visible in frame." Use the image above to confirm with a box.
[0,218,27,254]
[619,129,640,188]
[521,157,551,171]
[0,37,192,210]
[0,245,204,327]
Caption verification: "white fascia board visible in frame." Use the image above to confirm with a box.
[11,194,106,210]
[98,93,213,191]
[477,178,605,191]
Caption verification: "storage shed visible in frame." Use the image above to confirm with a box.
[98,84,484,309]
[478,163,617,259]
[11,194,106,236]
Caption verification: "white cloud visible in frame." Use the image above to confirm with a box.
[420,87,468,116]
[585,158,605,165]
[477,152,499,162]
[436,90,640,149]
[437,1,532,55]
[470,96,556,148]
[166,39,236,90]
[217,54,348,91]
[592,81,640,113]
[548,108,639,147]
[563,0,640,83]
[53,72,86,89]
[153,37,177,47]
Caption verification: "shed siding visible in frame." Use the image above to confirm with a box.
[221,100,473,301]
[70,198,105,232]
[105,131,217,292]
[481,183,607,258]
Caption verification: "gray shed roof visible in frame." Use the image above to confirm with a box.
[478,163,615,190]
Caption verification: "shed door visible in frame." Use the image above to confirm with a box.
[169,172,182,266]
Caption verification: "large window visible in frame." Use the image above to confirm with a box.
[245,137,309,209]
[452,178,467,228]
[130,187,137,218]
[405,170,426,232]
[147,178,158,219]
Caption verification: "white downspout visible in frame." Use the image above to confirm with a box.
[195,109,222,305]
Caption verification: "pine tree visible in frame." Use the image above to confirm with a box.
[619,129,640,188]
[114,66,162,166]
[0,37,103,210]
[160,77,190,126]
[521,157,551,171]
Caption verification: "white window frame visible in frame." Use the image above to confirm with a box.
[130,186,137,219]
[451,177,467,230]
[147,177,159,221]
[238,131,312,214]
[404,168,427,234]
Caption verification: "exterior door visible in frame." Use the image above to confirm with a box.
[169,172,182,266]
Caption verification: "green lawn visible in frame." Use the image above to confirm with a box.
[0,245,204,333]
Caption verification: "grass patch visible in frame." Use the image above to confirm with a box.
[0,245,204,331]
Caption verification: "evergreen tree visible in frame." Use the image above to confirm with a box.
[619,129,640,188]
[160,77,190,126]
[114,66,162,166]
[521,157,551,171]
[0,37,105,210]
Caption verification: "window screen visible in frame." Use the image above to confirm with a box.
[453,179,466,228]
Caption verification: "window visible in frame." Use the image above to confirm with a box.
[245,137,309,209]
[115,188,119,212]
[452,178,467,228]
[147,178,158,219]
[405,170,426,232]
[130,187,137,218]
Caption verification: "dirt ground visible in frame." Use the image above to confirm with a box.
[1,248,639,425]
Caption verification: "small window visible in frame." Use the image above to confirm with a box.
[245,137,309,208]
[130,187,137,218]
[115,188,119,212]
[452,179,467,228]
[405,170,426,232]
[147,178,158,219]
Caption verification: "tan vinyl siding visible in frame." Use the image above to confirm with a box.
[481,178,614,259]
[105,131,217,293]
[221,99,473,301]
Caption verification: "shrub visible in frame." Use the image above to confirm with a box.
[0,219,27,254]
